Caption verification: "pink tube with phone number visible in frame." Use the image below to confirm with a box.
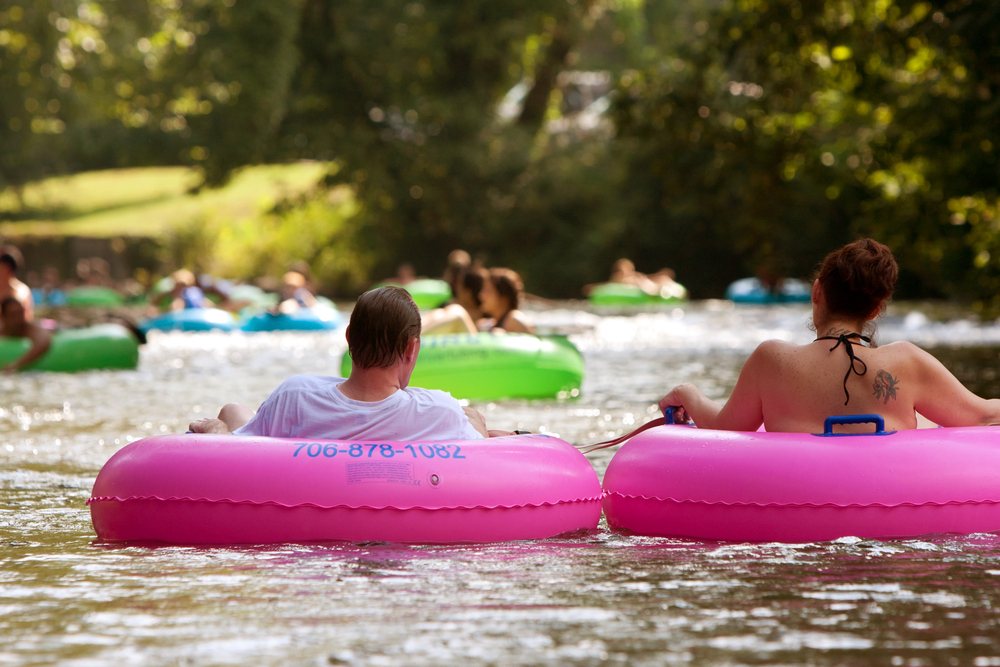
[89,433,602,544]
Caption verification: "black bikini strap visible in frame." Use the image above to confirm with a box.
[814,332,871,405]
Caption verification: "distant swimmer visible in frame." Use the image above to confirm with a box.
[584,258,686,299]
[277,271,318,313]
[0,297,51,373]
[443,249,471,295]
[77,256,112,287]
[197,273,238,310]
[480,268,534,334]
[37,267,67,307]
[163,269,212,310]
[0,251,35,322]
[647,267,687,300]
[658,238,1000,432]
[421,266,487,335]
[391,263,418,285]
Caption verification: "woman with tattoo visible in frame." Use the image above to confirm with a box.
[659,238,1000,432]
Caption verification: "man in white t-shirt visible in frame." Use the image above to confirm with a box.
[189,286,506,440]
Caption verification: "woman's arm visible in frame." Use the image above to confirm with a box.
[502,311,535,334]
[908,343,1000,426]
[657,343,770,431]
[658,383,722,425]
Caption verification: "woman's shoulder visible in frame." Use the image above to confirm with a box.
[757,338,795,349]
[872,340,945,373]
[751,338,797,357]
[876,339,919,350]
[871,339,927,359]
[739,339,799,377]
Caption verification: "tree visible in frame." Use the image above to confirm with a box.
[613,0,1000,300]
[271,0,637,290]
[0,1,78,194]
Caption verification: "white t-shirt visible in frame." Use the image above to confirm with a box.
[233,375,483,441]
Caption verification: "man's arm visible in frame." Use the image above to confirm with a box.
[461,405,515,438]
[189,403,255,434]
[3,325,51,373]
[462,406,489,438]
[189,417,231,434]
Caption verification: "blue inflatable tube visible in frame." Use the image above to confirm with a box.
[725,277,812,304]
[139,308,237,333]
[241,307,344,332]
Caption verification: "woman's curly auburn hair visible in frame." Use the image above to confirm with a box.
[816,238,898,320]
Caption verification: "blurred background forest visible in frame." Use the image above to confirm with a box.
[1,0,999,307]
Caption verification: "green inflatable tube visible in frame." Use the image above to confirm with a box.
[373,279,452,310]
[0,324,139,372]
[340,333,583,400]
[587,282,687,306]
[66,286,125,307]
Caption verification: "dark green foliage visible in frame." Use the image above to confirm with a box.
[163,0,301,185]
[0,1,75,190]
[614,0,1000,302]
[3,0,1000,304]
[269,0,630,291]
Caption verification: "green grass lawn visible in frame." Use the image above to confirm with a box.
[0,162,332,238]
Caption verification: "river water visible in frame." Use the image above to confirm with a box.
[4,301,1000,666]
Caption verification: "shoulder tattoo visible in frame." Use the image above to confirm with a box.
[873,369,900,404]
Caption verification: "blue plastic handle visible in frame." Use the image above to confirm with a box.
[820,414,891,436]
[663,406,693,425]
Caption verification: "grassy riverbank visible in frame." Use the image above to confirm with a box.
[0,163,370,295]
[0,162,331,238]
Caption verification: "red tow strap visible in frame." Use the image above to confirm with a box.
[579,417,666,454]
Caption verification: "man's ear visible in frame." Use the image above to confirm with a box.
[405,336,420,362]
[344,325,350,345]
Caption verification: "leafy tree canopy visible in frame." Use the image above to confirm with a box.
[3,0,1000,305]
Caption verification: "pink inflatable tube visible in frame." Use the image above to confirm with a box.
[89,433,602,545]
[603,418,1000,543]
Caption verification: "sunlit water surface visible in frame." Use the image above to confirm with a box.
[4,301,1000,666]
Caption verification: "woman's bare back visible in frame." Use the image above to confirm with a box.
[743,338,998,432]
[750,339,918,432]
